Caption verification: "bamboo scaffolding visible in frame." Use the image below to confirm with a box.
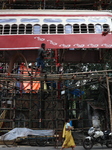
[0,69,112,133]
[0,70,112,81]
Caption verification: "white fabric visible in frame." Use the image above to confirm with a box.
[61,90,65,95]
[65,123,71,129]
[0,128,54,140]
[92,115,100,127]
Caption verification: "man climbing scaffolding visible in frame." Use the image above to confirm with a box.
[36,43,46,73]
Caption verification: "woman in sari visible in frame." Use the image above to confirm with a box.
[60,118,76,150]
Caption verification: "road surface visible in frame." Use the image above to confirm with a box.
[0,145,110,150]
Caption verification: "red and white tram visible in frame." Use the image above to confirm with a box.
[0,9,112,50]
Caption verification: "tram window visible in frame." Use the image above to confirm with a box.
[57,24,64,33]
[88,18,107,23]
[65,24,72,34]
[95,24,102,33]
[66,19,85,23]
[73,24,80,33]
[81,24,87,33]
[4,24,10,34]
[0,19,16,23]
[11,24,17,34]
[103,24,109,32]
[88,24,94,33]
[33,24,41,34]
[50,24,56,34]
[26,24,32,34]
[21,18,39,23]
[43,18,62,23]
[19,24,25,34]
[0,25,3,34]
[42,24,48,34]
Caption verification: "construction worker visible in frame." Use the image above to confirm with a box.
[36,43,46,73]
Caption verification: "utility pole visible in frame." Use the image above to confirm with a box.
[106,74,112,131]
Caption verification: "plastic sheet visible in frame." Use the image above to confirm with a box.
[0,128,54,140]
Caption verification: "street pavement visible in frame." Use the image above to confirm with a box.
[0,145,110,150]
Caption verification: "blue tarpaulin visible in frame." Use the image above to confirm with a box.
[69,89,84,97]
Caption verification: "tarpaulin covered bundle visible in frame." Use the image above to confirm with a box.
[0,128,54,140]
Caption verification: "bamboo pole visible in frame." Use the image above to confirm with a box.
[1,69,112,76]
[0,69,112,81]
[106,75,112,131]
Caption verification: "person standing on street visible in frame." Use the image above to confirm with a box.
[60,118,76,150]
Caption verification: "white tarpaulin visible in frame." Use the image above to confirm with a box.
[0,128,54,140]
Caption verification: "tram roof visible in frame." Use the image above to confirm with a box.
[0,9,112,15]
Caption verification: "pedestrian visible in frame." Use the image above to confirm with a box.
[36,43,46,73]
[60,118,76,150]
